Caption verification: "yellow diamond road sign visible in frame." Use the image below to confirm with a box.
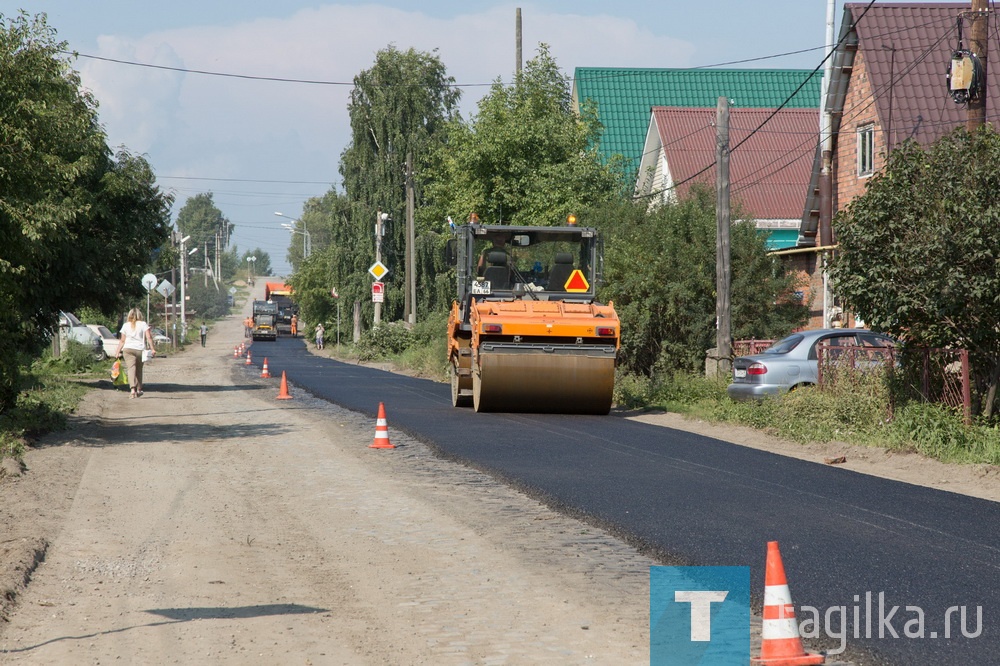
[368,261,389,280]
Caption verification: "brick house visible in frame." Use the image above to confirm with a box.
[793,2,1000,328]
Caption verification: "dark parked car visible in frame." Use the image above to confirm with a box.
[727,328,896,401]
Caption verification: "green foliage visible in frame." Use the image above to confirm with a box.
[0,12,171,410]
[831,126,1000,415]
[593,189,808,376]
[184,280,230,319]
[644,367,1000,464]
[393,311,451,380]
[335,46,461,323]
[355,323,415,362]
[240,248,272,279]
[422,44,626,228]
[176,193,232,253]
[41,340,100,374]
[77,305,118,331]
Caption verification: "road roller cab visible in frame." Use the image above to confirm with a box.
[447,220,620,414]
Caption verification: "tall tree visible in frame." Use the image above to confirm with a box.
[594,189,808,375]
[240,248,272,280]
[336,46,461,322]
[421,44,626,229]
[830,127,1000,415]
[176,193,232,253]
[0,12,171,409]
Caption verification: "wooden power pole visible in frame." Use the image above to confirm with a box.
[715,97,732,370]
[968,0,989,130]
[404,152,415,327]
[515,8,522,76]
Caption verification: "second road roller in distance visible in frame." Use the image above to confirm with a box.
[446,217,620,414]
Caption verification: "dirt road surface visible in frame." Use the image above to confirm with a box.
[5,296,995,665]
[0,304,656,664]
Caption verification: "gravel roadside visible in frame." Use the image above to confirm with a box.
[0,305,657,664]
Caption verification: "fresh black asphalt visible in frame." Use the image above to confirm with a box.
[243,335,999,665]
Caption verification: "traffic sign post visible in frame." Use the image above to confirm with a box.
[141,273,157,323]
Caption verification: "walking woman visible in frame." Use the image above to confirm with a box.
[114,308,156,399]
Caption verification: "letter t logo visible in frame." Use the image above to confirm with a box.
[674,590,729,641]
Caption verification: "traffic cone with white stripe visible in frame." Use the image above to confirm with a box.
[234,346,239,358]
[369,402,395,449]
[753,541,824,665]
[245,350,252,365]
[276,371,292,400]
[260,357,271,378]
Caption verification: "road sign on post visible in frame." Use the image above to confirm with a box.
[372,282,384,303]
[369,261,388,281]
[141,273,157,322]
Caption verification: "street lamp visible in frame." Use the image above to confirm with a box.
[275,211,310,258]
[280,223,312,262]
[246,255,257,285]
[179,236,197,343]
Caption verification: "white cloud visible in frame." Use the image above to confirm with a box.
[71,3,692,271]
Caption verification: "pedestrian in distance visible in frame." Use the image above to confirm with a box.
[315,322,325,350]
[114,307,156,399]
[290,313,298,338]
[200,322,208,347]
[244,316,253,338]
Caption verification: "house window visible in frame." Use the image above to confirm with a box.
[857,124,875,177]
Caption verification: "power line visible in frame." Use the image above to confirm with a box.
[60,50,491,88]
[160,175,333,185]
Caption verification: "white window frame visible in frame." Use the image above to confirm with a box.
[857,124,875,177]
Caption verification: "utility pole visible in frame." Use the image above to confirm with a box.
[715,97,732,371]
[820,0,836,327]
[405,152,416,327]
[968,0,989,131]
[374,209,386,326]
[170,261,177,351]
[515,8,522,76]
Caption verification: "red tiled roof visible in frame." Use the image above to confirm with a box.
[653,107,817,220]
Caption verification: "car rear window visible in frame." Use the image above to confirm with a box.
[763,334,804,354]
[859,333,895,348]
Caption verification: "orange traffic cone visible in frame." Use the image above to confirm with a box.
[369,402,395,449]
[245,350,252,365]
[260,357,271,378]
[276,371,292,400]
[753,541,825,665]
[233,346,239,358]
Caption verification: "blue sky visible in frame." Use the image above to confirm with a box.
[14,1,937,274]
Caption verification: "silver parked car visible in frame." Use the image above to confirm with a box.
[727,328,896,401]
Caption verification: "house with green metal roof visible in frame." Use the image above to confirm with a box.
[571,68,823,177]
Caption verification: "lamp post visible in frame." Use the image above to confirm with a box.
[280,224,312,264]
[246,255,257,285]
[275,212,309,258]
[179,235,198,343]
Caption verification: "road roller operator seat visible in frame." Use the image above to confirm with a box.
[483,250,511,290]
[546,252,574,291]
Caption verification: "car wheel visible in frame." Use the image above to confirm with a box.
[94,349,107,362]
